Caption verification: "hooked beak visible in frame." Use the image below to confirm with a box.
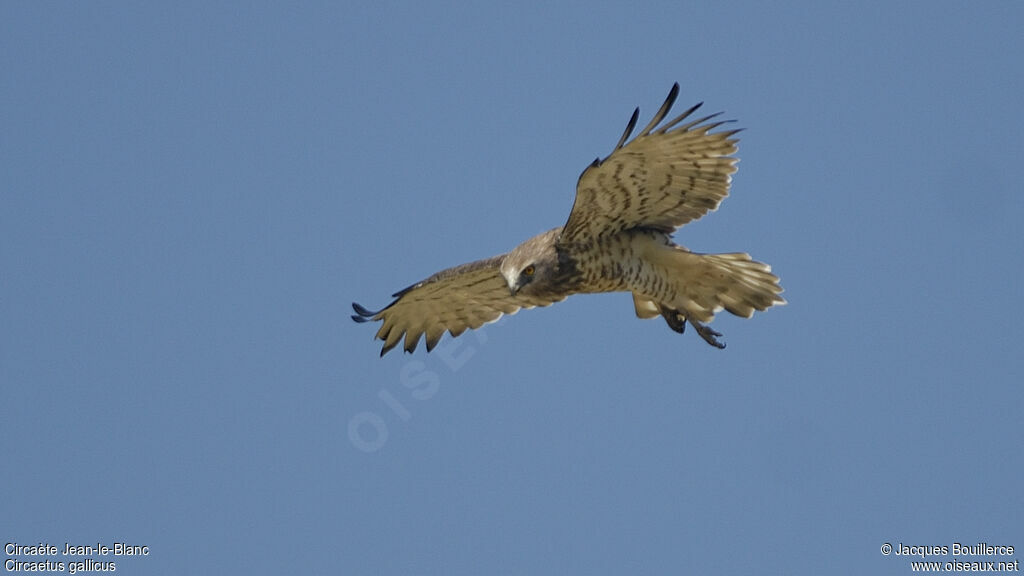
[502,272,519,297]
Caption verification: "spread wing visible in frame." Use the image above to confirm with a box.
[561,83,741,244]
[351,256,563,356]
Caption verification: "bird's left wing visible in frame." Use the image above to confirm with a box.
[561,83,741,244]
[352,255,562,356]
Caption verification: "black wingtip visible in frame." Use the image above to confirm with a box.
[612,107,641,153]
[637,83,681,137]
[425,334,442,352]
[352,302,378,318]
[722,127,745,139]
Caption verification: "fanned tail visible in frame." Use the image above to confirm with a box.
[682,252,786,321]
[633,245,785,347]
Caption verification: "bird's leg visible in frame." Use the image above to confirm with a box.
[688,318,726,349]
[659,305,726,348]
[657,305,686,334]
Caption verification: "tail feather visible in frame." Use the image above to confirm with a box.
[698,252,783,319]
[685,252,785,321]
[637,247,785,325]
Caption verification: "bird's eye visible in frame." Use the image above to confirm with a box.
[523,265,535,277]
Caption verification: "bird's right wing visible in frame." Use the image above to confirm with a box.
[352,255,562,356]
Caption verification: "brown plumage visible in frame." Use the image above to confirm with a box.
[353,83,785,356]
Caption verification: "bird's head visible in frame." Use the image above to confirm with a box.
[500,228,562,296]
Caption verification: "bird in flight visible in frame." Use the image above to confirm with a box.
[353,83,785,356]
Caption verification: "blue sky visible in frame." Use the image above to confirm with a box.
[3,2,1022,574]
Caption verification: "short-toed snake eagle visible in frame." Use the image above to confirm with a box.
[353,84,785,355]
